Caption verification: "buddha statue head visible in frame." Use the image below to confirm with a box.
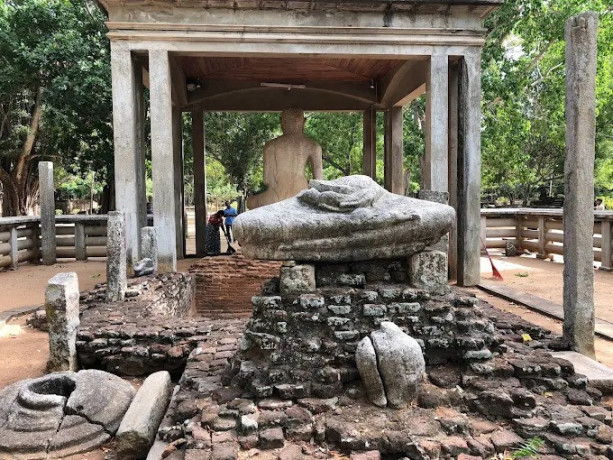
[281,108,305,135]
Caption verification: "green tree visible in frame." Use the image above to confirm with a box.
[0,0,112,215]
[481,0,613,205]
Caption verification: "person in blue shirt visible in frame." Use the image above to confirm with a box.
[223,201,238,242]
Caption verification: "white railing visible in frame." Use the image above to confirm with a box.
[480,208,613,270]
[0,215,108,269]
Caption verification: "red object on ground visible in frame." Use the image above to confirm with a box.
[481,238,504,280]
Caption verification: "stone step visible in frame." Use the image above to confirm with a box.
[551,351,613,394]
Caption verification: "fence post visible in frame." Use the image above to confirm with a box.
[9,226,18,269]
[600,220,612,271]
[75,222,86,261]
[537,216,547,259]
[516,214,523,249]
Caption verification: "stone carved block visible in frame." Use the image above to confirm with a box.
[356,322,425,408]
[280,263,316,295]
[46,272,80,372]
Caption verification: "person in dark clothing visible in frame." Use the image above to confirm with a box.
[205,210,225,255]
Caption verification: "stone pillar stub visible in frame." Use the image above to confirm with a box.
[456,52,482,287]
[46,272,80,372]
[149,48,177,272]
[107,211,127,302]
[425,53,449,192]
[39,161,56,265]
[280,262,316,295]
[563,12,598,358]
[192,110,207,257]
[141,226,158,271]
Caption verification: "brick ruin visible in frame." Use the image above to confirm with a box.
[224,258,497,400]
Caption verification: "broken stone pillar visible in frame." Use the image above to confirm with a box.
[46,272,80,372]
[116,371,173,459]
[141,226,158,271]
[107,211,127,302]
[39,161,56,265]
[563,12,598,359]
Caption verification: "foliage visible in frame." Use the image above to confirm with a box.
[510,436,544,458]
[204,112,279,198]
[482,0,613,205]
[0,0,112,215]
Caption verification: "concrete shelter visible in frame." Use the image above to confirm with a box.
[100,0,500,285]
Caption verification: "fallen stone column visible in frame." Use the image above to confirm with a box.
[46,272,80,372]
[116,370,173,459]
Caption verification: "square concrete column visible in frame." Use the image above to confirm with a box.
[149,49,177,272]
[111,44,147,272]
[425,53,449,192]
[39,161,56,265]
[172,106,185,259]
[192,109,207,257]
[362,107,377,180]
[456,52,482,287]
[448,63,459,280]
[383,107,404,195]
[563,12,598,358]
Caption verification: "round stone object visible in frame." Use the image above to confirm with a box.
[0,370,135,459]
[235,175,455,262]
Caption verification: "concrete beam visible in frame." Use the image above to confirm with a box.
[187,79,377,107]
[424,53,449,192]
[150,48,177,272]
[362,107,377,179]
[190,87,376,112]
[111,45,147,271]
[456,52,481,287]
[379,60,428,108]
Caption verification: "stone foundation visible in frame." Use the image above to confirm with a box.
[190,255,281,317]
[224,258,497,400]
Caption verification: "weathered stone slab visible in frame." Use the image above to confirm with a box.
[280,263,316,294]
[116,371,173,459]
[236,175,454,262]
[552,351,613,394]
[46,272,80,372]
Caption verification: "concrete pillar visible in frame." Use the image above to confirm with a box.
[383,107,404,195]
[362,107,377,179]
[45,272,80,372]
[192,110,207,257]
[563,12,598,358]
[448,63,459,280]
[172,106,185,259]
[111,44,147,272]
[600,221,612,271]
[107,211,127,302]
[425,53,449,192]
[39,161,56,265]
[141,226,158,271]
[149,49,177,272]
[456,52,482,287]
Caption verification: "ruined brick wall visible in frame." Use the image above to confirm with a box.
[190,255,281,318]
